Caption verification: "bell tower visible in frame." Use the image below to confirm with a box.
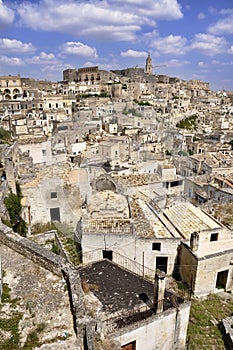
[145,53,153,75]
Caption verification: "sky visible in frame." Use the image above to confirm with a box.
[0,0,233,91]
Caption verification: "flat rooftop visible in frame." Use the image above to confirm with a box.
[78,259,184,328]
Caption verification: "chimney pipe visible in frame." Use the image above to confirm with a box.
[154,271,166,314]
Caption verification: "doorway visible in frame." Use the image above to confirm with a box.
[102,250,113,261]
[156,256,168,273]
[50,207,61,222]
[216,270,228,290]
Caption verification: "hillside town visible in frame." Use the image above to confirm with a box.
[1,55,233,349]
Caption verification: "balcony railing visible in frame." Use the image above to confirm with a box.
[82,248,155,281]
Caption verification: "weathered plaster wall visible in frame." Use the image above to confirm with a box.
[113,302,190,350]
[82,232,180,275]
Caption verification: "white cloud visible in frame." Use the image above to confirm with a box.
[109,0,183,20]
[17,0,144,41]
[165,59,190,67]
[150,34,187,55]
[198,61,208,68]
[197,12,205,20]
[0,0,14,27]
[0,38,36,53]
[0,55,24,66]
[41,63,74,72]
[211,60,233,66]
[228,46,233,55]
[120,50,148,58]
[27,52,60,65]
[208,9,233,35]
[16,0,182,42]
[190,33,227,56]
[60,42,98,58]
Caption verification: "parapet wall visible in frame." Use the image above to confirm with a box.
[0,224,65,276]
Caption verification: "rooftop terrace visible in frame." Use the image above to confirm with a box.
[78,259,185,329]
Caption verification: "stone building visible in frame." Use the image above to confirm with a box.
[20,163,81,230]
[78,259,191,350]
[76,172,225,281]
[98,135,132,162]
[63,66,115,84]
[179,227,233,297]
[184,173,233,205]
[0,75,23,100]
[187,152,233,176]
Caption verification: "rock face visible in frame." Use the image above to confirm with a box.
[0,224,120,349]
[0,244,78,349]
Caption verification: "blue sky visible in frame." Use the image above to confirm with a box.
[0,0,233,91]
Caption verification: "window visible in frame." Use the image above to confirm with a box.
[152,242,161,251]
[51,192,57,199]
[42,149,46,156]
[210,233,218,242]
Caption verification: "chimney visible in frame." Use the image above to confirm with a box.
[190,231,199,251]
[154,271,166,314]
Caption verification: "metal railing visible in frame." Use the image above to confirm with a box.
[82,248,155,280]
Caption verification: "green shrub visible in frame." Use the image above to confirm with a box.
[4,185,27,236]
[176,114,198,131]
[4,192,21,226]
[0,127,11,144]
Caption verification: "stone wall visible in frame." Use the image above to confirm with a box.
[219,316,233,350]
[0,222,120,349]
[0,223,65,276]
[112,302,191,350]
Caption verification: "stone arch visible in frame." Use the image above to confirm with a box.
[92,174,117,192]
